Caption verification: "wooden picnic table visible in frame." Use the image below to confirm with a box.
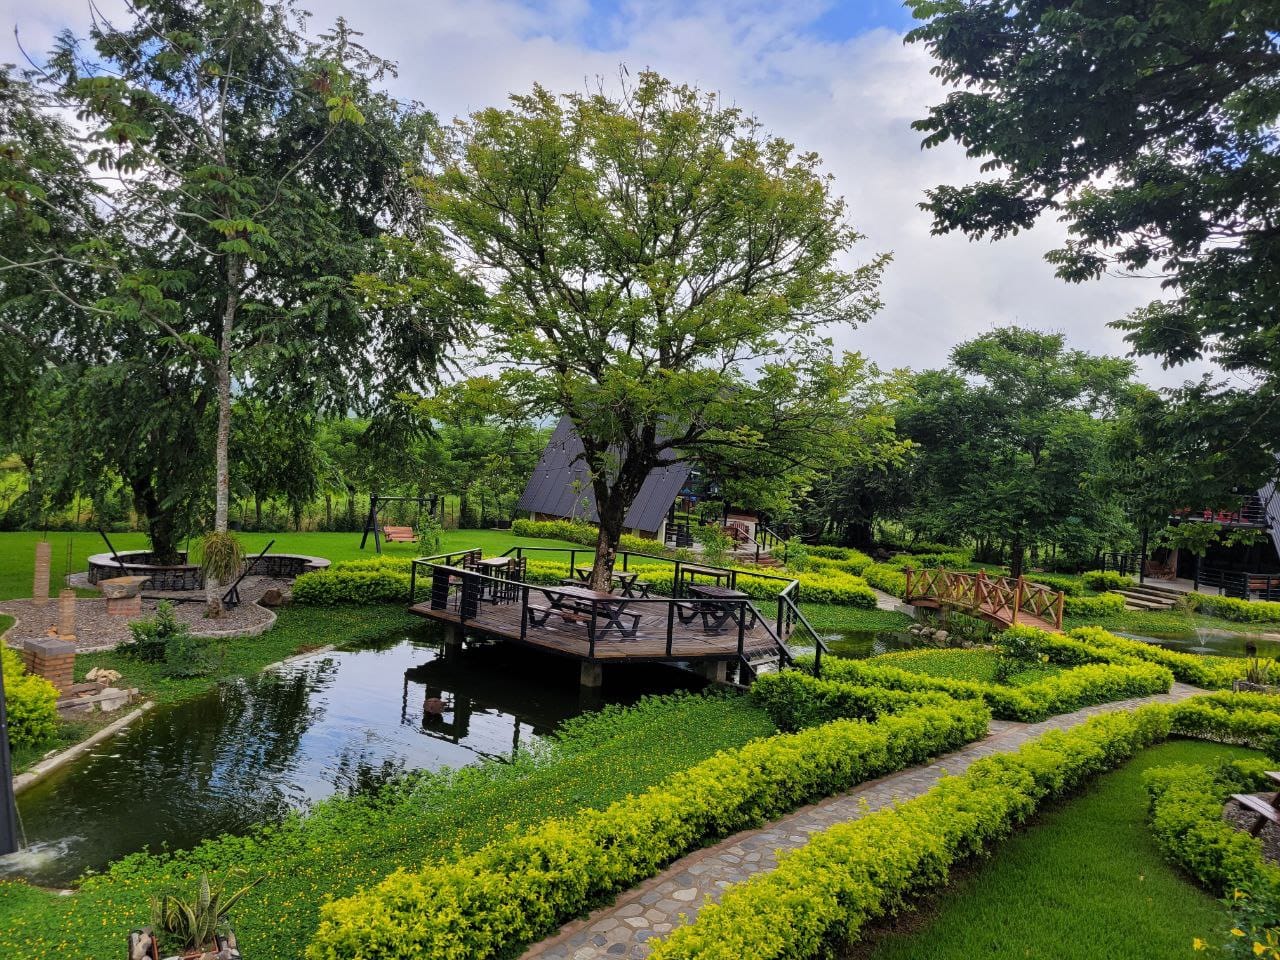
[680,583,756,633]
[679,564,736,592]
[570,567,649,598]
[527,583,640,638]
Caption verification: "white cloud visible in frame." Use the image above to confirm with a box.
[1,0,1208,387]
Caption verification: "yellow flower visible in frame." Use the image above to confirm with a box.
[1193,938,1207,951]
[1254,943,1266,957]
[1233,929,1247,937]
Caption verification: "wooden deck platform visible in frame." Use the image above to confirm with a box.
[408,591,785,665]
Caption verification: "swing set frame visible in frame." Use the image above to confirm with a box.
[359,494,445,554]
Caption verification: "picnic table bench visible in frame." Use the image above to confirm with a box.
[527,584,641,638]
[570,567,652,598]
[1232,771,1280,836]
[677,584,757,635]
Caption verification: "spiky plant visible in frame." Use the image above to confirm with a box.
[200,532,245,584]
[151,872,261,953]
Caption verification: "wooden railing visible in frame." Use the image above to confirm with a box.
[904,568,1065,631]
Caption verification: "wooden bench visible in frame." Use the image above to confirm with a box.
[382,525,416,542]
[1232,792,1280,836]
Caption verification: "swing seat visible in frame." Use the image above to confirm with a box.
[382,525,417,542]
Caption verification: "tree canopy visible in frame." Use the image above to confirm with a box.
[906,0,1280,484]
[407,71,888,585]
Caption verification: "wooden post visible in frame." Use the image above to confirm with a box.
[1012,575,1022,626]
[1055,590,1065,631]
[904,567,913,599]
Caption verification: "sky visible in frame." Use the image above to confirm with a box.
[1,0,1210,388]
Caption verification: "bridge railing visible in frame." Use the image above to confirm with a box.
[904,567,1065,631]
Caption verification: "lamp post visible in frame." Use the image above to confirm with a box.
[0,652,18,855]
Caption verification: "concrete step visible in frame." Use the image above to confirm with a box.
[1120,582,1185,601]
[1114,587,1178,611]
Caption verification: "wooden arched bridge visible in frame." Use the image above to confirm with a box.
[903,568,1065,633]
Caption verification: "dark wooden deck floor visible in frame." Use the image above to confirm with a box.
[408,591,784,663]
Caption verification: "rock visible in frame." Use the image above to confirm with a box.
[100,575,148,599]
[97,687,131,712]
[85,667,122,684]
[259,587,289,607]
[934,630,949,644]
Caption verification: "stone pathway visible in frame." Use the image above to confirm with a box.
[520,683,1204,960]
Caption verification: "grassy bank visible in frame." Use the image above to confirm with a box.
[851,738,1260,960]
[0,690,775,960]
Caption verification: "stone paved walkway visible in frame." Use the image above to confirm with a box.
[520,682,1204,960]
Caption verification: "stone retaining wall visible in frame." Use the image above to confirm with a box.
[87,552,204,590]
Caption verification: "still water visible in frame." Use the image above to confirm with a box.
[3,624,698,887]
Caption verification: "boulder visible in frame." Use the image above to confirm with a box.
[259,587,290,607]
[99,575,148,599]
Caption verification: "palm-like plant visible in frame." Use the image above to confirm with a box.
[200,531,245,617]
[151,872,260,954]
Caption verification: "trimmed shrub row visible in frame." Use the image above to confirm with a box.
[2,642,59,750]
[292,567,412,605]
[750,672,958,731]
[646,705,1173,960]
[1182,592,1280,624]
[307,700,991,960]
[1062,591,1127,616]
[809,646,1172,722]
[1144,758,1280,897]
[1067,625,1245,689]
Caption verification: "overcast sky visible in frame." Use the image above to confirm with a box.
[3,0,1211,388]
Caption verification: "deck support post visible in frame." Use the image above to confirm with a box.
[579,661,604,688]
[697,660,730,684]
[441,623,463,649]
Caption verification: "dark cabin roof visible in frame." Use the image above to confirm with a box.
[516,417,691,534]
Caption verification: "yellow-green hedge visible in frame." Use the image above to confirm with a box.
[2,642,59,751]
[1181,591,1280,623]
[1066,626,1244,689]
[307,700,990,960]
[647,705,1173,960]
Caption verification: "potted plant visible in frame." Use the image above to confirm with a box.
[129,872,259,959]
[1233,656,1279,695]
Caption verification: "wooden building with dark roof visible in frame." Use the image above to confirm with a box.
[516,417,691,540]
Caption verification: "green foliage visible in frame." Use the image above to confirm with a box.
[647,706,1173,960]
[861,562,908,597]
[782,538,810,573]
[1182,593,1280,625]
[307,701,989,960]
[1067,626,1245,689]
[1062,591,1126,617]
[1081,569,1134,592]
[151,872,261,952]
[750,671,958,731]
[199,531,245,584]
[1144,759,1280,898]
[1,689,775,960]
[693,523,735,566]
[810,632,1173,722]
[292,567,411,606]
[121,601,212,678]
[906,0,1280,481]
[511,518,600,546]
[889,551,971,571]
[1,641,58,750]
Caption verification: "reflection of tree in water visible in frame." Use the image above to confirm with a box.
[328,750,408,798]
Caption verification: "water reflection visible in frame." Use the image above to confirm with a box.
[3,624,697,887]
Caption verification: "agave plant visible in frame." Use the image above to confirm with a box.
[151,872,260,954]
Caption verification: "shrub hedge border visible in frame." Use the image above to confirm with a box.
[646,698,1280,960]
[306,700,990,960]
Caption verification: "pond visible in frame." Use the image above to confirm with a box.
[2,622,701,888]
[1121,628,1280,659]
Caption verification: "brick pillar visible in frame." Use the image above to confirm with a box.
[58,588,77,643]
[22,637,77,694]
[32,541,51,606]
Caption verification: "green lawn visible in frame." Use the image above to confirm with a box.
[0,690,775,960]
[0,530,588,601]
[850,739,1259,960]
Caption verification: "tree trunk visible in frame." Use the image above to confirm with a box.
[1009,536,1025,580]
[254,496,263,529]
[591,497,626,592]
[206,256,241,616]
[134,481,181,564]
[325,494,332,529]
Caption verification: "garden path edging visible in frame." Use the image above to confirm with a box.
[519,682,1204,960]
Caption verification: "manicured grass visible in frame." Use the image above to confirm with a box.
[0,613,13,634]
[76,604,420,706]
[0,690,776,960]
[802,604,913,634]
[850,739,1260,960]
[867,648,1061,687]
[0,530,587,601]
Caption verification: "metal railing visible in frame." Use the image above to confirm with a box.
[409,546,804,677]
[1196,566,1280,601]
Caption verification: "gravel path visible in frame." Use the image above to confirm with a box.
[520,683,1206,960]
[0,576,284,650]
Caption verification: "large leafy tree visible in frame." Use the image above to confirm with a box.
[900,327,1133,577]
[906,0,1280,481]
[413,72,887,587]
[3,0,468,609]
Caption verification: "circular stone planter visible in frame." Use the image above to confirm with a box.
[87,551,204,591]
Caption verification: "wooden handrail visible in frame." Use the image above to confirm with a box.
[904,567,1065,631]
